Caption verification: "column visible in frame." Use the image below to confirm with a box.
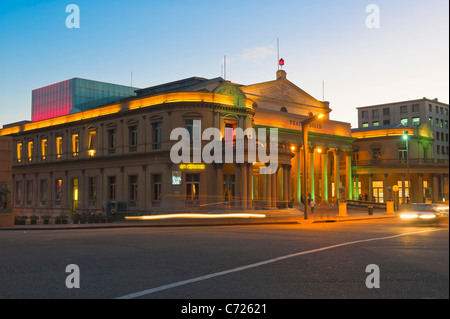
[265,171,272,208]
[296,148,301,203]
[235,164,240,207]
[401,173,406,203]
[271,167,277,208]
[241,164,247,209]
[384,173,389,203]
[418,173,423,203]
[345,151,353,200]
[217,164,223,202]
[247,163,253,209]
[333,149,340,203]
[283,164,289,202]
[309,147,315,201]
[432,174,439,203]
[321,149,328,203]
[368,174,373,202]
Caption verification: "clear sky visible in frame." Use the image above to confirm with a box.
[0,0,448,128]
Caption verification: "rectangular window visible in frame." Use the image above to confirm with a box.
[72,134,79,157]
[108,129,116,154]
[56,136,63,159]
[362,122,369,128]
[16,142,22,163]
[88,131,96,157]
[15,181,22,204]
[372,109,379,117]
[400,105,408,114]
[372,148,381,160]
[361,110,368,118]
[412,117,420,126]
[26,181,33,205]
[400,118,408,127]
[398,149,407,159]
[382,108,390,116]
[440,119,444,128]
[383,119,390,125]
[152,122,162,150]
[429,104,432,112]
[129,175,138,206]
[372,121,379,127]
[27,140,33,162]
[41,139,47,161]
[108,176,116,200]
[89,177,96,203]
[55,179,63,205]
[398,181,410,204]
[186,173,200,200]
[412,104,419,112]
[129,126,138,152]
[429,117,433,126]
[153,174,162,201]
[372,181,384,203]
[40,179,47,206]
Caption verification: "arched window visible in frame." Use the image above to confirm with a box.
[280,107,287,112]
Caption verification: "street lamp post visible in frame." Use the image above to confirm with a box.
[301,110,331,219]
[403,131,411,203]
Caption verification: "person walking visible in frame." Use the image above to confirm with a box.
[310,198,315,214]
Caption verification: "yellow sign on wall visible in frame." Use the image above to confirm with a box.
[179,163,205,170]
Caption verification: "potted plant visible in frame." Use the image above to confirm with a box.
[42,215,51,224]
[88,213,95,223]
[30,215,39,225]
[61,215,68,224]
[21,215,28,225]
[80,213,87,224]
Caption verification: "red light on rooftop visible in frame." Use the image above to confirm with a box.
[279,58,284,66]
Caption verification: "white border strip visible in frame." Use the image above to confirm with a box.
[116,228,447,299]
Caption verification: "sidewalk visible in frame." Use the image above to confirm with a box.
[0,205,397,231]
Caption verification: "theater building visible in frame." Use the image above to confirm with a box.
[0,70,355,219]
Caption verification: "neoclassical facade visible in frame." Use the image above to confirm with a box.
[0,70,355,218]
[352,123,449,204]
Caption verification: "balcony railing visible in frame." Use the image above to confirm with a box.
[352,158,449,167]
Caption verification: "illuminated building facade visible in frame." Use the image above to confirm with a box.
[0,70,355,219]
[351,123,449,204]
[31,78,138,121]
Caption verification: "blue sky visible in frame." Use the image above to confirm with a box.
[0,0,448,128]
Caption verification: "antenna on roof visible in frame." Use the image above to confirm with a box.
[322,80,325,101]
[277,38,280,70]
[224,55,226,80]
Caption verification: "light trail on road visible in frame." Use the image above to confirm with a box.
[116,227,447,299]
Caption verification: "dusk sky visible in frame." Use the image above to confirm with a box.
[0,0,448,128]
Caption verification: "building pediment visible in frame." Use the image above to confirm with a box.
[240,78,328,115]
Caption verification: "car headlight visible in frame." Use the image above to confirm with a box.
[399,213,419,219]
[418,214,437,219]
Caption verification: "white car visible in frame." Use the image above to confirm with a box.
[398,203,448,223]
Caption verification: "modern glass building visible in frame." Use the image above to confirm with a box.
[31,78,139,121]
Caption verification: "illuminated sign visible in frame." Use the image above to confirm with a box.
[172,171,182,185]
[179,163,205,170]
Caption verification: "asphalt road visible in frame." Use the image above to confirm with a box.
[0,218,448,301]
